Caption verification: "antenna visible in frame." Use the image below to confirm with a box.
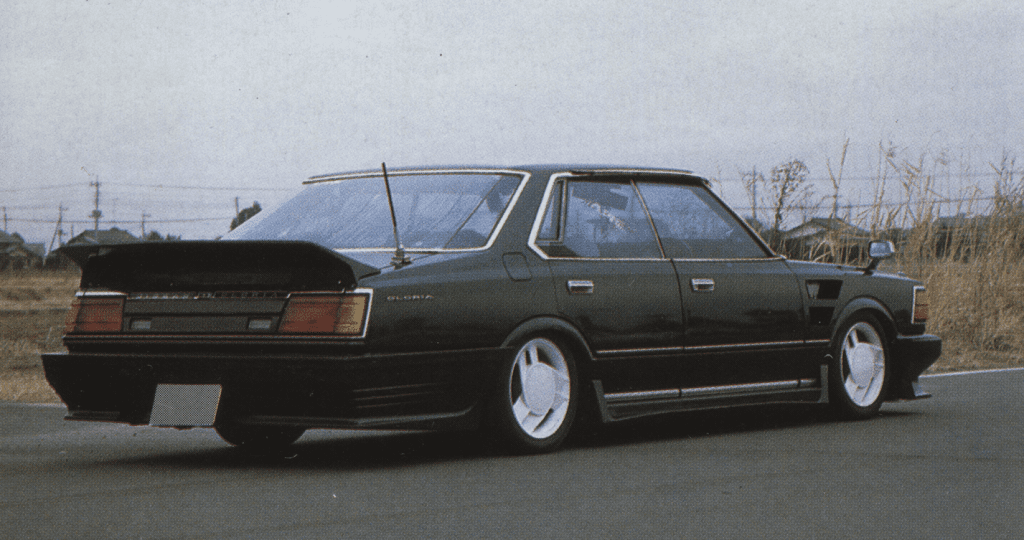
[381,163,411,268]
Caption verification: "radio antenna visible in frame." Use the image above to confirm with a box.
[382,163,411,268]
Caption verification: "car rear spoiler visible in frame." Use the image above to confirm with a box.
[58,241,381,292]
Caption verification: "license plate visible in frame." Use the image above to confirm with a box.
[149,384,222,427]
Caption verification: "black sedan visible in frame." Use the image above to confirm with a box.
[44,165,941,453]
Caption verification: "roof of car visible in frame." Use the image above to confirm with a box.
[307,164,705,184]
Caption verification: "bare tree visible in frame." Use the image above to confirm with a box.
[765,159,811,251]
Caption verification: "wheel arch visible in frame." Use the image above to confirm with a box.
[831,297,897,346]
[501,316,595,365]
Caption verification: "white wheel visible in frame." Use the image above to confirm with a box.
[493,336,577,452]
[831,315,889,418]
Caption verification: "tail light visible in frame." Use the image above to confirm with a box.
[913,286,929,323]
[64,294,125,334]
[279,292,370,336]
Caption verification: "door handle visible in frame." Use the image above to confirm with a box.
[690,278,715,292]
[567,280,594,294]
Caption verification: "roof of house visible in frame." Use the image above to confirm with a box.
[783,217,870,241]
[0,230,23,245]
[65,228,138,246]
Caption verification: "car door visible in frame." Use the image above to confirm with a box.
[533,176,684,355]
[635,181,811,384]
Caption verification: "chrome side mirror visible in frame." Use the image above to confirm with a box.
[865,240,895,273]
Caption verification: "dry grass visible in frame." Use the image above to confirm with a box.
[0,269,78,403]
[788,148,1024,373]
[0,269,80,310]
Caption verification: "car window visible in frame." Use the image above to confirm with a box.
[224,173,521,250]
[636,182,767,259]
[537,180,563,241]
[543,179,661,259]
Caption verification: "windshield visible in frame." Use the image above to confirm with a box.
[224,172,523,250]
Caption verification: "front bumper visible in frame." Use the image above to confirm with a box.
[889,333,942,400]
[42,347,512,431]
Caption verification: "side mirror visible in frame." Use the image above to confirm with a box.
[864,240,895,273]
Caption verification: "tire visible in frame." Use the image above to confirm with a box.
[215,423,305,450]
[491,336,578,453]
[829,314,890,419]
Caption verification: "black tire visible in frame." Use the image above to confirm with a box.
[491,336,579,453]
[215,423,305,450]
[829,314,890,419]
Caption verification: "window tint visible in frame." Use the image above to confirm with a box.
[636,182,767,259]
[557,180,661,259]
[537,180,563,241]
[225,173,521,250]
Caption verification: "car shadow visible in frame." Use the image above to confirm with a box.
[82,404,921,471]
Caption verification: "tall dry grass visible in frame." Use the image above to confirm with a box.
[0,269,78,402]
[781,148,1024,371]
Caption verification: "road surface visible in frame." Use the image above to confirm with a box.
[2,370,1022,539]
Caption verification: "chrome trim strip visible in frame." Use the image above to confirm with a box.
[528,172,675,262]
[528,171,778,262]
[672,256,787,263]
[527,172,575,261]
[595,339,823,356]
[306,167,530,183]
[605,378,821,403]
[596,346,688,356]
[605,389,681,403]
[569,167,697,177]
[678,380,802,398]
[76,291,127,298]
[685,340,808,353]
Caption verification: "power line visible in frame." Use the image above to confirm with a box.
[104,182,294,192]
[733,194,1008,211]
[0,182,295,193]
[8,217,232,224]
[0,183,82,192]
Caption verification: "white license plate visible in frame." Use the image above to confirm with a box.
[149,384,222,427]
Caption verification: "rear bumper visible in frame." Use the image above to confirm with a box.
[889,333,942,400]
[42,347,512,431]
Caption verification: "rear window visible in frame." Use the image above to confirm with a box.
[225,172,523,250]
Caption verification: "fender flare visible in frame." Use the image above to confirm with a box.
[830,296,897,344]
[501,316,595,363]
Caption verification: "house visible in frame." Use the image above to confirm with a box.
[44,228,139,268]
[781,217,871,262]
[932,214,990,260]
[0,231,45,270]
[64,227,139,246]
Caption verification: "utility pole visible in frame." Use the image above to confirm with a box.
[49,205,67,254]
[141,212,150,238]
[90,178,102,233]
[234,197,240,215]
[2,206,7,232]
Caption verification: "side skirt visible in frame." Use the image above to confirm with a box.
[593,365,830,423]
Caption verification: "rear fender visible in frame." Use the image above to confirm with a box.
[501,316,595,363]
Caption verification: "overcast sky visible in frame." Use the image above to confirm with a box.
[2,0,1022,245]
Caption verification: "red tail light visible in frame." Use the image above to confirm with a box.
[64,295,125,334]
[279,293,370,336]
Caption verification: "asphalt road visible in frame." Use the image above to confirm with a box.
[2,370,1022,539]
